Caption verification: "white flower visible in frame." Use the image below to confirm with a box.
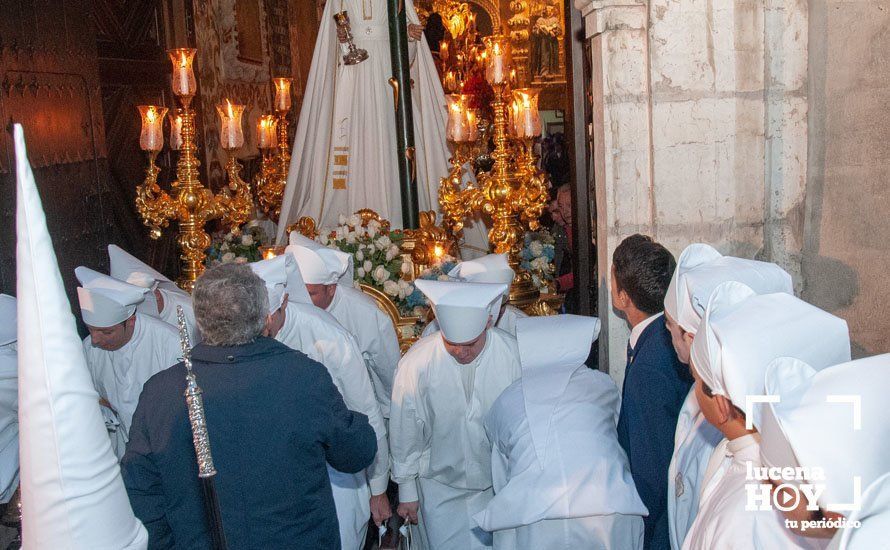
[345,231,357,244]
[349,214,362,228]
[220,242,230,252]
[530,241,544,257]
[401,261,412,275]
[221,252,236,263]
[383,280,400,297]
[363,260,373,273]
[376,235,392,248]
[367,243,377,253]
[241,234,254,246]
[356,267,366,278]
[338,213,347,225]
[231,227,241,237]
[373,265,389,283]
[355,249,364,262]
[335,226,348,241]
[385,246,398,262]
[368,219,381,234]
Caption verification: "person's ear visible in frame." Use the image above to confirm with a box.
[714,394,734,425]
[682,330,694,349]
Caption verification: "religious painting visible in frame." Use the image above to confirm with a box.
[234,0,265,64]
[529,0,565,85]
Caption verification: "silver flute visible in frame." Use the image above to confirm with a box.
[177,306,216,477]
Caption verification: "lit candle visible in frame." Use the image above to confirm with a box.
[513,88,542,138]
[439,40,449,61]
[484,35,511,86]
[466,109,479,142]
[509,99,521,136]
[446,95,468,142]
[170,113,183,150]
[216,99,245,150]
[256,114,277,149]
[168,48,197,97]
[272,77,292,112]
[137,105,168,152]
[444,71,458,93]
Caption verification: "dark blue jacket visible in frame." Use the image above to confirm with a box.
[122,336,377,550]
[617,316,693,550]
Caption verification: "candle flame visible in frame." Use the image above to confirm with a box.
[179,51,188,67]
[226,99,234,118]
[145,107,157,123]
[433,244,444,258]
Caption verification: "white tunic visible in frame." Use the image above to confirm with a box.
[327,284,401,418]
[682,435,827,550]
[476,365,646,550]
[390,329,521,550]
[0,345,18,503]
[275,301,389,550]
[155,288,199,343]
[422,305,527,339]
[668,390,724,549]
[82,313,181,458]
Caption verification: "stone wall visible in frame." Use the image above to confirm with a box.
[577,0,809,385]
[802,1,890,357]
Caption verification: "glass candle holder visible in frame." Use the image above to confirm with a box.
[217,100,246,150]
[446,95,470,142]
[137,105,168,152]
[256,114,277,149]
[272,77,292,112]
[512,88,542,138]
[170,112,183,150]
[168,48,197,97]
[483,35,511,86]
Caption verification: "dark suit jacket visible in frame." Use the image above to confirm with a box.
[122,337,377,550]
[617,315,693,550]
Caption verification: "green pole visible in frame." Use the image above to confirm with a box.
[387,0,419,229]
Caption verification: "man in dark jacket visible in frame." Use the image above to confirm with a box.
[122,263,377,549]
[612,235,692,550]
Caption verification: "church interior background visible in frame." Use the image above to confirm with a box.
[1,0,888,383]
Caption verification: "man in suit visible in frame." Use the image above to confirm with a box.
[612,234,692,550]
[122,263,377,549]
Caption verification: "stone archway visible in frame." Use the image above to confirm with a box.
[466,0,500,29]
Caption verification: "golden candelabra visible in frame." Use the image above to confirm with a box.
[135,48,252,291]
[439,35,550,311]
[254,78,293,221]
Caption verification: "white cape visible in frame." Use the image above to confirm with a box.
[278,0,446,234]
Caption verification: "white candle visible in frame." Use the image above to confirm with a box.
[170,113,183,150]
[168,48,197,97]
[466,110,479,142]
[446,95,468,142]
[273,78,292,112]
[484,36,511,86]
[513,89,542,138]
[256,115,276,149]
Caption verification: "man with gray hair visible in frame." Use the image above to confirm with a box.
[122,263,377,548]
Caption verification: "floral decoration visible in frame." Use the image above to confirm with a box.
[520,229,556,293]
[205,225,271,266]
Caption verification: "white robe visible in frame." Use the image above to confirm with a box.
[0,345,18,503]
[682,435,827,550]
[390,329,521,550]
[476,365,646,550]
[278,0,446,233]
[668,390,724,550]
[82,313,181,458]
[422,305,527,339]
[275,301,389,550]
[136,287,200,343]
[327,284,401,418]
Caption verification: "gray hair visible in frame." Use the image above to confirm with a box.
[193,263,268,346]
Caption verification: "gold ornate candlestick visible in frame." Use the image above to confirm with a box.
[255,78,292,221]
[438,35,550,311]
[135,48,252,291]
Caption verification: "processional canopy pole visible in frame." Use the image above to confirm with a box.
[387,0,420,229]
[177,306,227,550]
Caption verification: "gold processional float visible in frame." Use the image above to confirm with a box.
[135,36,555,338]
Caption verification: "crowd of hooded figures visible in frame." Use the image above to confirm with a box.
[6,121,890,550]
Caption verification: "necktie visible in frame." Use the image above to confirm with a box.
[626,342,634,367]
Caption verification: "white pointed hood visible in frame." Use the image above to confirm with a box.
[75,266,148,328]
[664,244,793,333]
[415,279,506,344]
[108,244,182,294]
[834,471,890,549]
[448,253,515,293]
[0,295,16,346]
[689,281,850,428]
[249,254,290,313]
[516,314,600,465]
[287,232,353,286]
[14,124,148,548]
[760,354,890,513]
